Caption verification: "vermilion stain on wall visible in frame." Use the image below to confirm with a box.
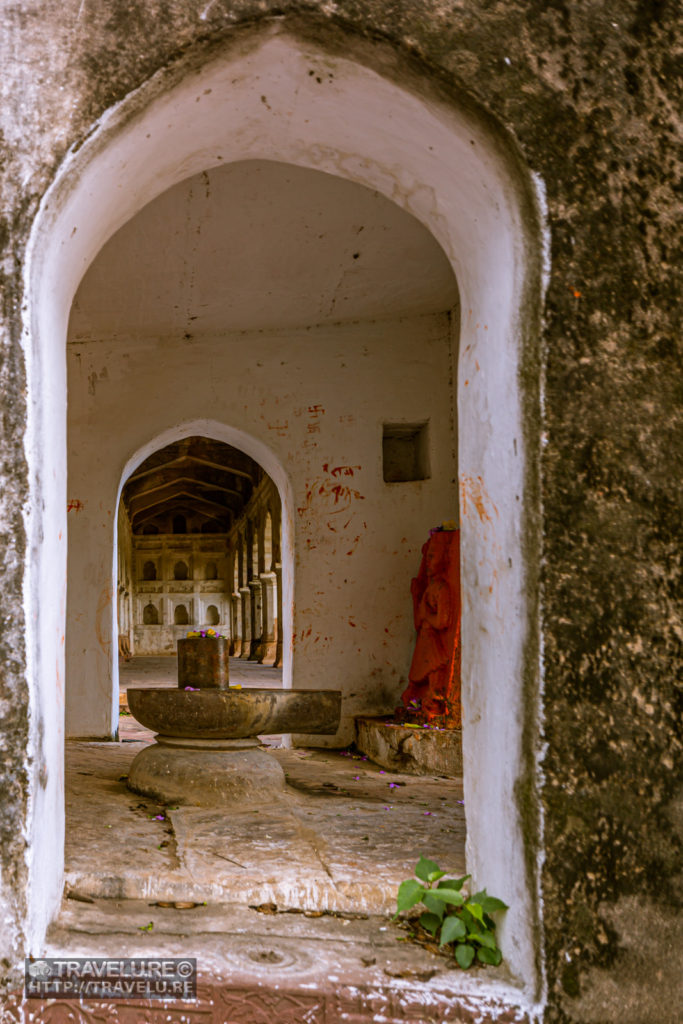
[267,421,289,436]
[460,475,498,526]
[323,464,361,478]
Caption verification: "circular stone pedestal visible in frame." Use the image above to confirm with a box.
[127,737,286,808]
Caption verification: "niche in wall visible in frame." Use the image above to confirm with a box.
[382,422,430,482]
[174,604,189,625]
[143,602,159,625]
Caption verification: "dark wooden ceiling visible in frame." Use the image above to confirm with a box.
[121,436,263,534]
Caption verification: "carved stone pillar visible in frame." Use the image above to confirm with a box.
[248,578,263,660]
[239,587,251,659]
[274,564,283,668]
[257,572,278,664]
[230,592,242,657]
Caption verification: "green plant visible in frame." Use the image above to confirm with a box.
[395,856,507,969]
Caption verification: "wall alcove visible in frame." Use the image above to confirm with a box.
[25,25,544,1002]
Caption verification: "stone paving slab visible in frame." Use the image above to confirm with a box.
[171,804,335,908]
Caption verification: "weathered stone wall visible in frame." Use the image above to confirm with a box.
[131,534,231,656]
[0,2,680,1020]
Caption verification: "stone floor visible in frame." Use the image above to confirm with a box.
[67,656,466,910]
[27,658,528,1022]
[118,653,284,692]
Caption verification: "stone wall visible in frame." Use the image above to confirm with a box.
[132,534,231,654]
[0,3,679,1021]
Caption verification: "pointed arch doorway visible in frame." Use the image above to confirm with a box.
[26,26,544,997]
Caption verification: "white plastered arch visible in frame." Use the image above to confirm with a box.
[23,24,543,1005]
[113,417,296,707]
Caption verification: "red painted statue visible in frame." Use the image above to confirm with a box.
[399,528,462,729]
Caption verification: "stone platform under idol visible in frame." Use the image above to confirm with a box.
[355,716,462,778]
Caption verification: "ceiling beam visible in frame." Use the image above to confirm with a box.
[124,473,243,502]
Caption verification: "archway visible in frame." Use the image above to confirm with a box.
[118,434,284,658]
[25,26,544,994]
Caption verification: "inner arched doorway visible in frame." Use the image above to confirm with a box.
[117,435,283,667]
[27,26,544,995]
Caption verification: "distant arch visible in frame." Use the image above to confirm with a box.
[174,604,189,625]
[143,603,159,625]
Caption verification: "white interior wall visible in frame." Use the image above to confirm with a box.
[66,313,458,737]
[25,28,542,1002]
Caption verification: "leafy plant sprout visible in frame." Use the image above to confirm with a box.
[395,856,508,969]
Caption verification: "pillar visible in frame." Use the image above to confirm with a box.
[239,586,251,659]
[230,592,242,657]
[274,563,283,669]
[257,571,277,664]
[248,578,263,660]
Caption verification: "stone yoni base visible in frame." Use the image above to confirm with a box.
[127,736,286,808]
[354,716,462,777]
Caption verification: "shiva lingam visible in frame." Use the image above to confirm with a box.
[127,632,341,808]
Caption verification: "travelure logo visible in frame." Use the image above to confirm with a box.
[27,961,51,979]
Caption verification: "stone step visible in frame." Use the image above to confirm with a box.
[23,897,535,1024]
